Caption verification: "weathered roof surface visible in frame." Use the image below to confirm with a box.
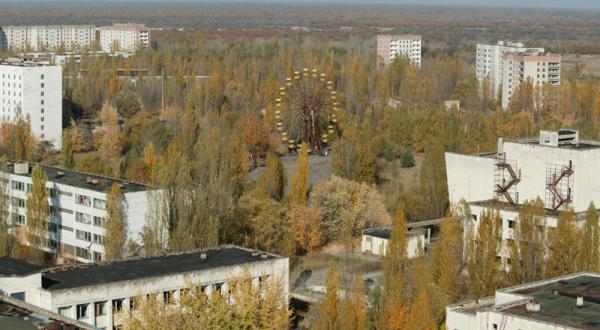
[503,275,600,329]
[42,246,282,291]
[362,226,429,239]
[0,257,41,277]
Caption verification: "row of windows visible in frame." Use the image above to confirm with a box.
[76,194,106,210]
[10,180,106,209]
[58,277,271,322]
[75,229,105,245]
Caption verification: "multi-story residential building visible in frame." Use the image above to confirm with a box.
[446,272,600,330]
[98,24,150,52]
[446,129,598,263]
[0,27,7,51]
[0,25,96,51]
[0,246,289,329]
[501,52,561,109]
[475,41,544,99]
[0,59,62,149]
[5,161,156,263]
[376,34,421,67]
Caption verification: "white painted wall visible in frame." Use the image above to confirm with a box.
[445,152,496,206]
[0,63,62,149]
[0,272,42,305]
[360,233,427,258]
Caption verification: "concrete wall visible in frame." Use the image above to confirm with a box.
[445,308,477,330]
[0,273,42,305]
[502,141,600,212]
[445,152,496,206]
[21,65,62,149]
[360,233,426,258]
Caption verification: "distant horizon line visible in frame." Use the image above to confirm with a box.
[0,0,598,10]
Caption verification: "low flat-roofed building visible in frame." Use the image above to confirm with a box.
[0,246,289,329]
[446,272,600,330]
[360,227,430,258]
[0,293,93,330]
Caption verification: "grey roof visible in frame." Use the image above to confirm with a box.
[503,274,600,329]
[362,226,427,239]
[7,162,148,193]
[363,228,391,239]
[0,257,41,277]
[42,246,282,291]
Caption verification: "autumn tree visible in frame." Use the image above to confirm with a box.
[142,188,169,257]
[98,102,122,177]
[11,116,35,161]
[466,208,502,299]
[507,199,547,285]
[582,202,600,272]
[0,161,15,256]
[61,129,75,169]
[339,277,368,330]
[431,213,463,313]
[25,165,49,264]
[419,140,448,219]
[104,183,126,261]
[232,191,290,254]
[314,264,341,330]
[378,205,409,329]
[289,204,322,253]
[124,270,289,329]
[255,153,286,201]
[290,142,309,206]
[547,208,582,277]
[310,175,391,243]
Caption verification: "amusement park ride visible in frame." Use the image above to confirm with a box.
[274,68,340,155]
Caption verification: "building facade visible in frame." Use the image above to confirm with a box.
[4,162,155,263]
[0,246,289,330]
[0,60,62,149]
[446,129,599,263]
[475,41,544,100]
[376,34,421,67]
[98,24,150,52]
[446,272,600,330]
[501,52,561,109]
[0,25,96,52]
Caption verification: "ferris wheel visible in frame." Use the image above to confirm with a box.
[274,68,340,154]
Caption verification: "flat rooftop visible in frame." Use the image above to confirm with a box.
[362,227,426,239]
[42,246,282,291]
[469,199,592,218]
[7,162,148,194]
[511,138,600,150]
[0,256,42,277]
[502,274,600,329]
